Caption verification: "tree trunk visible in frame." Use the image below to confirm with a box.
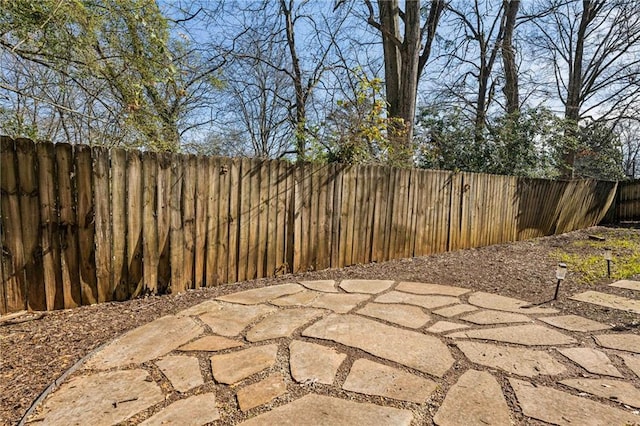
[502,0,519,116]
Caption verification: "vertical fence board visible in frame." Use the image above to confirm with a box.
[247,159,261,280]
[93,146,111,303]
[238,159,251,281]
[227,159,240,283]
[330,165,344,268]
[126,151,143,297]
[309,164,320,270]
[257,160,270,278]
[156,153,172,293]
[76,145,97,305]
[169,155,185,293]
[276,162,290,274]
[111,148,127,301]
[344,166,357,266]
[142,152,159,294]
[194,156,208,288]
[213,158,227,285]
[182,155,196,289]
[266,161,278,276]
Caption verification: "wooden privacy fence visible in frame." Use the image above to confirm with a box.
[615,179,640,221]
[0,137,617,314]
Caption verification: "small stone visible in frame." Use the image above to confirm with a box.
[237,374,286,411]
[178,335,243,352]
[198,302,276,337]
[447,324,576,346]
[609,280,640,291]
[309,293,370,313]
[289,340,346,385]
[510,378,639,425]
[433,370,511,426]
[239,394,413,425]
[298,280,338,292]
[433,304,478,318]
[375,291,459,309]
[621,354,640,379]
[560,378,640,409]
[270,290,320,307]
[427,321,470,334]
[357,302,430,328]
[457,341,566,377]
[595,334,640,353]
[339,279,394,294]
[156,355,204,392]
[140,393,220,425]
[211,345,278,384]
[461,310,532,325]
[571,291,640,315]
[538,314,610,332]
[558,348,623,377]
[246,308,324,342]
[343,359,438,403]
[396,282,470,296]
[216,283,304,305]
[468,292,558,314]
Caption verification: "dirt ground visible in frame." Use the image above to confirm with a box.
[1,225,639,425]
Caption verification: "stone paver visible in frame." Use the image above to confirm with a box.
[298,280,338,292]
[30,370,163,426]
[303,314,454,377]
[246,308,324,342]
[396,282,470,296]
[538,314,610,332]
[595,333,640,353]
[198,302,276,337]
[448,324,576,346]
[571,290,640,314]
[309,292,370,313]
[289,340,346,384]
[343,359,438,403]
[178,335,243,352]
[239,394,413,425]
[433,370,511,426]
[210,344,278,384]
[236,374,287,411]
[560,378,640,409]
[622,354,640,379]
[510,378,639,425]
[270,290,320,307]
[433,304,478,318]
[557,347,623,377]
[339,279,394,294]
[356,302,430,328]
[216,283,304,304]
[84,315,202,370]
[468,291,558,314]
[426,321,469,334]
[375,291,459,309]
[609,279,640,291]
[457,341,566,377]
[156,355,204,392]
[140,393,220,425]
[460,309,532,325]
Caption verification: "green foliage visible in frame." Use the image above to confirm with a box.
[574,122,625,181]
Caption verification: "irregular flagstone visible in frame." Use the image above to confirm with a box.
[84,315,202,370]
[198,302,276,337]
[595,333,640,353]
[426,321,470,334]
[343,359,438,403]
[571,291,640,315]
[396,281,470,296]
[140,393,220,426]
[460,309,532,325]
[156,355,204,392]
[239,394,413,426]
[433,370,511,426]
[339,279,394,294]
[30,370,163,426]
[560,378,640,409]
[178,335,243,352]
[375,291,459,310]
[538,314,610,332]
[558,347,623,377]
[210,344,278,384]
[270,290,320,307]
[237,374,287,411]
[216,283,304,305]
[448,324,576,346]
[356,302,430,329]
[177,300,223,317]
[457,341,566,377]
[468,291,558,314]
[298,280,338,293]
[303,314,454,377]
[289,340,346,385]
[510,378,639,426]
[609,279,640,291]
[246,308,324,342]
[622,354,640,379]
[309,293,370,313]
[433,304,478,318]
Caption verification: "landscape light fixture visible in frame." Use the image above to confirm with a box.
[553,262,567,300]
[604,248,612,278]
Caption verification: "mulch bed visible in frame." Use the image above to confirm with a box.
[1,225,639,425]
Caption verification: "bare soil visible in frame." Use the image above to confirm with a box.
[1,225,639,425]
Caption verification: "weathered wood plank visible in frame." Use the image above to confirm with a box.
[169,154,185,293]
[182,155,196,289]
[214,157,228,285]
[227,158,240,283]
[194,156,208,288]
[75,144,97,305]
[238,158,251,281]
[111,148,128,301]
[293,165,303,273]
[316,164,329,270]
[142,151,159,295]
[247,159,261,280]
[93,146,111,303]
[257,160,270,278]
[156,153,172,293]
[330,165,344,268]
[266,160,278,276]
[126,151,143,298]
